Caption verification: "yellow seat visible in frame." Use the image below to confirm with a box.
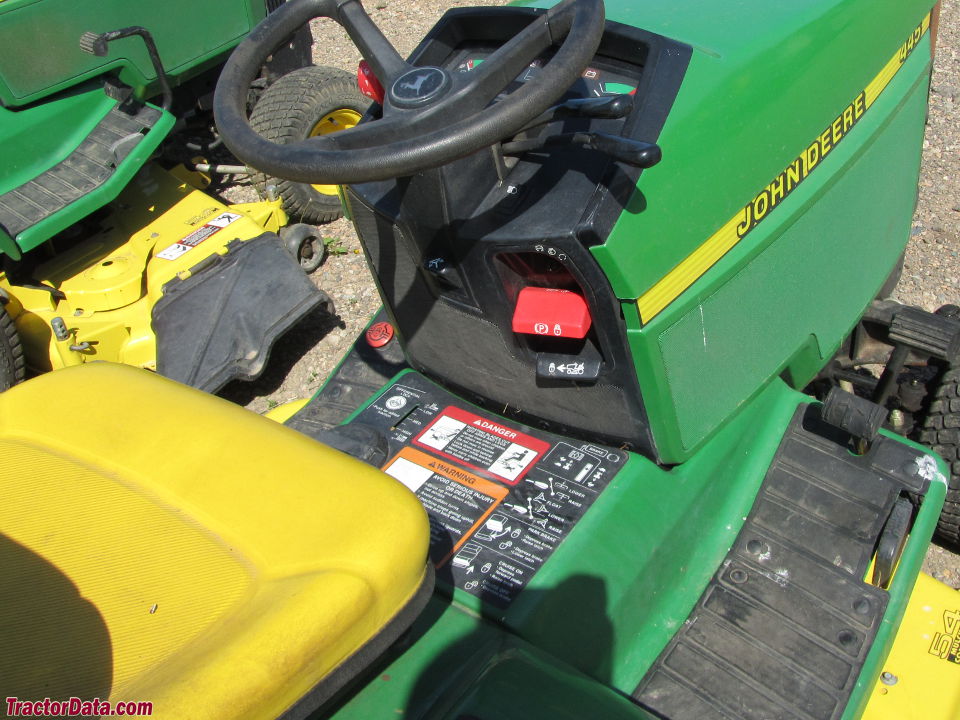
[0,363,431,719]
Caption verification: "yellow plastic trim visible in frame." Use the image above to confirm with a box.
[264,397,310,423]
[0,363,430,719]
[308,108,361,195]
[861,573,960,719]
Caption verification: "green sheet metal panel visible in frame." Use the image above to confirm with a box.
[331,597,658,719]
[579,0,933,301]
[0,85,114,191]
[656,60,929,456]
[328,376,946,717]
[504,0,936,462]
[334,369,803,698]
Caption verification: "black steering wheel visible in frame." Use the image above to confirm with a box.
[214,0,605,184]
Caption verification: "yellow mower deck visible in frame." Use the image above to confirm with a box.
[0,363,431,718]
[862,572,960,718]
[1,164,286,374]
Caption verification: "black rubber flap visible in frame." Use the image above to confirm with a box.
[633,403,932,720]
[0,102,160,239]
[153,233,326,392]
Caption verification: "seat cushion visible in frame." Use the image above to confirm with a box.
[0,362,430,719]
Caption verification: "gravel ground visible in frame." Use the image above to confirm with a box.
[220,1,960,585]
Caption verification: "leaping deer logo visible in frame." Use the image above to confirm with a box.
[400,71,431,94]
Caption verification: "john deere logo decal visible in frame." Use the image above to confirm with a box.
[637,12,933,323]
[390,67,449,106]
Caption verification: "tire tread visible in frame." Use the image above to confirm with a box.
[924,367,960,546]
[0,302,26,391]
[249,66,370,224]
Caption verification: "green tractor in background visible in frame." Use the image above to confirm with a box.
[0,0,367,393]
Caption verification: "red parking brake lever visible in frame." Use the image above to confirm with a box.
[512,287,592,339]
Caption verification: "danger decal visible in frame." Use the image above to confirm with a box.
[414,406,550,484]
[361,374,627,608]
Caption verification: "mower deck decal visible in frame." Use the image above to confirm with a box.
[637,12,931,323]
[156,211,241,261]
[353,373,627,608]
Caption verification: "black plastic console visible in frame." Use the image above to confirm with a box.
[346,8,691,454]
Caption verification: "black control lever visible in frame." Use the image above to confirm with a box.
[554,94,634,119]
[501,131,661,169]
[518,93,634,133]
[80,27,172,112]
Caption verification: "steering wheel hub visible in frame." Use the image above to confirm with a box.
[389,66,450,107]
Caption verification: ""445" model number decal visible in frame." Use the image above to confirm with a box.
[929,608,960,664]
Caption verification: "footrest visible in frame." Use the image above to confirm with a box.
[0,102,161,243]
[633,404,936,720]
[286,310,407,438]
[152,233,329,392]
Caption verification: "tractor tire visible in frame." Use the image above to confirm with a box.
[249,66,369,225]
[920,367,960,546]
[0,302,25,391]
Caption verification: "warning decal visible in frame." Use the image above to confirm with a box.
[156,211,242,261]
[384,447,508,566]
[414,406,550,484]
[357,374,627,607]
[929,608,960,664]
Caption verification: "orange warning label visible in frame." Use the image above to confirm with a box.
[361,373,628,607]
[384,447,508,565]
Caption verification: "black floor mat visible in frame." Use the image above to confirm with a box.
[0,102,160,239]
[633,404,933,720]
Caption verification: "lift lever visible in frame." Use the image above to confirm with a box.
[80,27,172,112]
[502,132,661,169]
